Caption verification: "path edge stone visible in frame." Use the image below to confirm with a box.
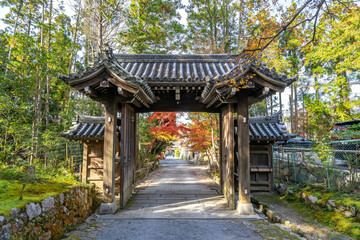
[251,195,306,239]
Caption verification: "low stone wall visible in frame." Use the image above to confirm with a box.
[274,159,359,190]
[0,185,99,240]
[135,161,159,182]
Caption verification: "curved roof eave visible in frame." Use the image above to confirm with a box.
[59,52,156,105]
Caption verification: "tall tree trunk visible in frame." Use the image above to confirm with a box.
[205,148,213,170]
[279,91,282,114]
[35,77,43,158]
[68,0,82,74]
[98,0,103,50]
[30,94,38,164]
[210,114,218,167]
[294,82,298,134]
[302,91,306,138]
[238,0,244,51]
[45,77,50,128]
[30,76,43,164]
[84,38,89,66]
[40,1,45,46]
[30,2,46,163]
[27,10,32,36]
[213,0,218,53]
[3,109,10,162]
[340,72,351,116]
[6,0,24,71]
[290,84,294,134]
[315,76,319,101]
[222,0,229,53]
[265,98,268,115]
[45,0,53,129]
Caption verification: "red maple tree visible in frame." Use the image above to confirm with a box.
[184,113,219,168]
[147,112,189,142]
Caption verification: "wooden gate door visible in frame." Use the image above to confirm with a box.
[220,104,235,209]
[120,103,136,208]
[250,144,273,192]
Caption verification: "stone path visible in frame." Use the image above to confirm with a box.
[100,157,256,219]
[64,157,302,240]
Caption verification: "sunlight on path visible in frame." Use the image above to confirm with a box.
[99,156,259,219]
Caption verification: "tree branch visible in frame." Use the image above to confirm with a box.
[312,0,325,42]
[286,15,316,32]
[242,0,318,54]
[335,0,352,9]
[323,1,336,19]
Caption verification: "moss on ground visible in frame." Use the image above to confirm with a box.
[63,234,81,240]
[124,195,135,209]
[292,185,360,210]
[291,199,360,238]
[251,221,300,240]
[255,191,360,239]
[0,179,79,217]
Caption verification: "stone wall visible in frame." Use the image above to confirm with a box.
[274,159,360,190]
[0,185,99,240]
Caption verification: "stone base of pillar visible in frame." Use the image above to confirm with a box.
[236,202,254,215]
[99,201,117,215]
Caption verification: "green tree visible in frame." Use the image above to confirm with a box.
[82,0,126,61]
[186,0,238,53]
[118,0,185,53]
[304,8,360,121]
[0,0,81,167]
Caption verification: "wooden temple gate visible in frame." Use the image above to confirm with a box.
[119,103,136,208]
[60,45,295,214]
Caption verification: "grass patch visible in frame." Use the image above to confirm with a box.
[0,179,78,217]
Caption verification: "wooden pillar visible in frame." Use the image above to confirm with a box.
[82,143,89,182]
[219,113,223,194]
[236,94,254,215]
[268,143,274,191]
[134,113,139,184]
[220,104,235,209]
[120,103,127,208]
[102,88,118,204]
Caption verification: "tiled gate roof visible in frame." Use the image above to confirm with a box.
[62,112,294,142]
[61,115,120,141]
[248,112,295,141]
[59,46,297,111]
[115,54,239,83]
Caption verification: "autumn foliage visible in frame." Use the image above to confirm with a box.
[185,120,216,152]
[147,112,189,142]
[184,113,220,169]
